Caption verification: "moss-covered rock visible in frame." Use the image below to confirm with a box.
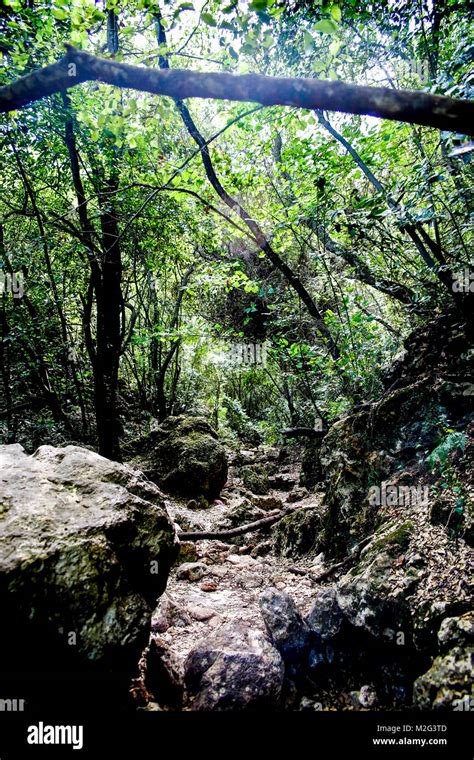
[413,646,473,709]
[273,509,323,558]
[364,521,415,558]
[240,463,269,495]
[214,499,267,545]
[129,415,228,500]
[319,312,474,558]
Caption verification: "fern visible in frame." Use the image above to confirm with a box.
[427,432,466,471]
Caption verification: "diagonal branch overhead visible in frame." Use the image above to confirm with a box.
[153,11,340,359]
[0,45,472,135]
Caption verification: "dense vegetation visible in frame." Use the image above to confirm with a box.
[0,0,472,459]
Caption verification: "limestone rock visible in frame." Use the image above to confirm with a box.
[273,508,322,558]
[259,588,311,666]
[184,621,284,710]
[151,594,192,633]
[0,443,178,708]
[240,464,269,495]
[413,646,473,709]
[176,562,208,582]
[306,587,345,641]
[128,415,228,500]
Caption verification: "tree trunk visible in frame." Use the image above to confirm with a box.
[94,176,123,461]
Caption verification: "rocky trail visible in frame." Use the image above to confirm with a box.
[139,453,327,710]
[134,433,473,712]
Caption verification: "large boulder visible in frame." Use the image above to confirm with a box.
[306,587,345,641]
[183,621,284,710]
[128,415,228,500]
[0,444,178,710]
[214,499,268,545]
[259,588,312,670]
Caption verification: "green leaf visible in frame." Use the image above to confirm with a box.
[221,21,238,31]
[249,0,268,10]
[330,5,341,22]
[313,60,327,73]
[52,7,68,20]
[228,45,239,60]
[201,12,217,26]
[313,19,337,34]
[303,31,315,52]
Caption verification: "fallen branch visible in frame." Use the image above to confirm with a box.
[178,505,311,541]
[0,46,472,134]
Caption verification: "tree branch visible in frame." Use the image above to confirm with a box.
[0,46,471,135]
[178,505,313,541]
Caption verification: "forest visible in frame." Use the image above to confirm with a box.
[0,0,472,748]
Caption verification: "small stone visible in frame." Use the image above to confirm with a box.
[359,684,378,708]
[287,487,309,503]
[268,473,297,491]
[200,581,218,592]
[251,541,273,558]
[177,542,199,564]
[438,612,474,650]
[188,606,216,622]
[187,495,210,510]
[226,554,257,568]
[176,562,208,582]
[251,495,284,511]
[151,595,191,633]
[407,553,424,567]
[239,572,264,589]
[300,696,323,711]
[210,566,228,578]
